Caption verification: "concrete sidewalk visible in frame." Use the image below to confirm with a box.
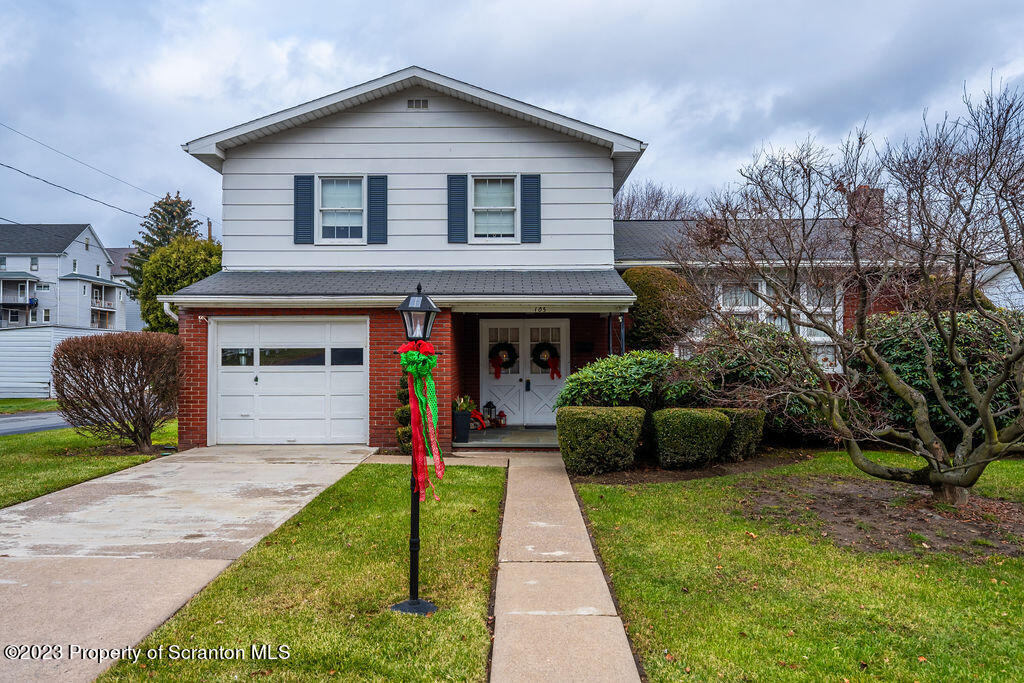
[0,445,372,682]
[490,454,640,682]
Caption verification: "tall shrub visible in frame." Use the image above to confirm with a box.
[52,332,180,453]
[138,236,222,333]
[621,266,701,350]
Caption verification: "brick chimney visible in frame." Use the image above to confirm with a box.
[847,185,884,226]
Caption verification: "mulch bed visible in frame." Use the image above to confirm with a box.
[740,474,1024,558]
[570,448,818,485]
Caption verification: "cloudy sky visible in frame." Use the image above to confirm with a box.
[2,0,1024,247]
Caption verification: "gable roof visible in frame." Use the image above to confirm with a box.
[182,66,647,191]
[0,224,90,254]
[106,247,136,276]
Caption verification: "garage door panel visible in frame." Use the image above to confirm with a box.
[215,319,368,445]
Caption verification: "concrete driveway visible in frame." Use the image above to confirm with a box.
[0,411,69,436]
[0,444,373,682]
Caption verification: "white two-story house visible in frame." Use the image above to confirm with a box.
[164,66,644,450]
[0,223,127,397]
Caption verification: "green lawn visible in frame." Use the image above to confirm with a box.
[0,398,58,413]
[578,451,1024,681]
[0,421,176,508]
[102,463,506,682]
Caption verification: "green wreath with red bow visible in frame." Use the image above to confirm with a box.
[398,340,445,500]
[531,342,562,379]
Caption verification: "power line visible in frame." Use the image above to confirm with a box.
[0,161,146,219]
[0,121,221,226]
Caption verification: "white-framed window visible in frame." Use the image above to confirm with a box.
[30,256,38,271]
[73,259,78,272]
[318,176,365,244]
[43,309,50,322]
[82,285,87,295]
[118,290,123,301]
[36,283,50,292]
[0,256,5,270]
[95,264,101,276]
[719,278,842,340]
[471,176,517,240]
[9,310,18,323]
[29,308,37,323]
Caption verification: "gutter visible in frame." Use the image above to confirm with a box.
[157,293,636,312]
[163,301,178,322]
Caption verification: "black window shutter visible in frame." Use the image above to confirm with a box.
[520,174,541,243]
[447,174,468,243]
[367,175,387,244]
[293,175,315,244]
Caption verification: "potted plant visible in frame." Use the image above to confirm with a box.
[452,395,476,443]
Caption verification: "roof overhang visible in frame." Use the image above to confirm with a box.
[182,66,646,192]
[158,293,634,314]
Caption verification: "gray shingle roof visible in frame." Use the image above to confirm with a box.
[0,224,89,254]
[106,247,136,276]
[0,271,40,281]
[613,220,686,261]
[174,269,634,298]
[59,273,126,287]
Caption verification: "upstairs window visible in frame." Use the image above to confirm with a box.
[96,264,101,276]
[0,256,5,270]
[84,237,89,251]
[30,256,39,271]
[472,177,516,239]
[319,177,364,242]
[72,259,78,272]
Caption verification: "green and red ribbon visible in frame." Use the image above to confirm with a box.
[398,340,445,500]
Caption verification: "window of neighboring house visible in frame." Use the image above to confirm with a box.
[72,259,78,272]
[96,264,101,277]
[82,285,87,295]
[0,256,5,270]
[319,177,364,242]
[118,290,122,301]
[84,237,89,251]
[9,310,18,323]
[29,308,37,323]
[43,309,50,323]
[30,256,38,271]
[472,177,516,239]
[721,282,760,308]
[36,283,49,292]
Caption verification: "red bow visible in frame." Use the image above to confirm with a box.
[399,340,435,355]
[490,355,503,379]
[547,356,561,380]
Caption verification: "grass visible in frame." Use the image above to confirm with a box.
[0,421,176,508]
[102,463,506,682]
[0,398,58,413]
[578,450,1024,681]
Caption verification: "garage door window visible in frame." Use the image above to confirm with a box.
[331,347,364,365]
[259,348,325,366]
[221,348,254,366]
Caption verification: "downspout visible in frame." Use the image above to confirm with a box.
[618,314,626,356]
[163,301,179,322]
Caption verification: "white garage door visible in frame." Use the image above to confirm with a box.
[214,319,368,444]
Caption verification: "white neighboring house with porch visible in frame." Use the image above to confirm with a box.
[0,224,127,397]
[164,66,643,450]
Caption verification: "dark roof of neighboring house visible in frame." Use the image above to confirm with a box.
[613,220,686,262]
[0,271,40,281]
[0,224,89,254]
[59,273,126,288]
[174,269,634,298]
[106,247,136,276]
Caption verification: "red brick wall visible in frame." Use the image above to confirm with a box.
[842,286,898,332]
[176,307,454,451]
[453,312,612,408]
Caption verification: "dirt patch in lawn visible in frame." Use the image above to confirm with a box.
[741,474,1024,558]
[570,448,817,485]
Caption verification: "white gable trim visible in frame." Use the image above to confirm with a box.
[182,66,646,190]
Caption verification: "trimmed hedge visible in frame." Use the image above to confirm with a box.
[555,351,689,411]
[556,406,645,475]
[652,408,730,468]
[716,408,765,462]
[394,404,411,427]
[395,426,413,455]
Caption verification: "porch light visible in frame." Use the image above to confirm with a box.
[396,284,441,341]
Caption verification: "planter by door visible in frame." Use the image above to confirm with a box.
[452,410,471,442]
[479,319,568,427]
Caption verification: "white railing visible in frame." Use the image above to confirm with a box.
[0,295,33,304]
[91,299,116,310]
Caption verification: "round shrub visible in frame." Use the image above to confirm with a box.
[52,331,181,453]
[556,406,645,475]
[556,351,687,411]
[716,408,765,462]
[621,266,701,350]
[652,408,730,468]
[395,426,413,455]
[394,404,411,427]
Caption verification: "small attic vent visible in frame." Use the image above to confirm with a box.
[407,98,429,110]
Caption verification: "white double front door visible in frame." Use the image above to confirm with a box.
[479,319,569,427]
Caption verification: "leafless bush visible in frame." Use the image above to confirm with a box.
[52,332,181,453]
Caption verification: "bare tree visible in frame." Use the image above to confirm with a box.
[672,86,1024,504]
[614,179,699,220]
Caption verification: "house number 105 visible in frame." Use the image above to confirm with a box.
[534,306,548,313]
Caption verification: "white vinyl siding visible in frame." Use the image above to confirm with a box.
[0,326,115,397]
[218,88,615,270]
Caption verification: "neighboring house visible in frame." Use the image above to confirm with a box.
[979,264,1024,310]
[164,66,644,450]
[0,224,127,397]
[107,247,145,331]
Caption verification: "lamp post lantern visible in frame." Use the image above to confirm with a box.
[392,284,441,615]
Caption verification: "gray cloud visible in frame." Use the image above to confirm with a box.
[2,0,1024,247]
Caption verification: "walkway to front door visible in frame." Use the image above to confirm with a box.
[479,319,568,427]
[0,445,372,683]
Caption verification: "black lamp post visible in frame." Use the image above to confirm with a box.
[392,284,440,615]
